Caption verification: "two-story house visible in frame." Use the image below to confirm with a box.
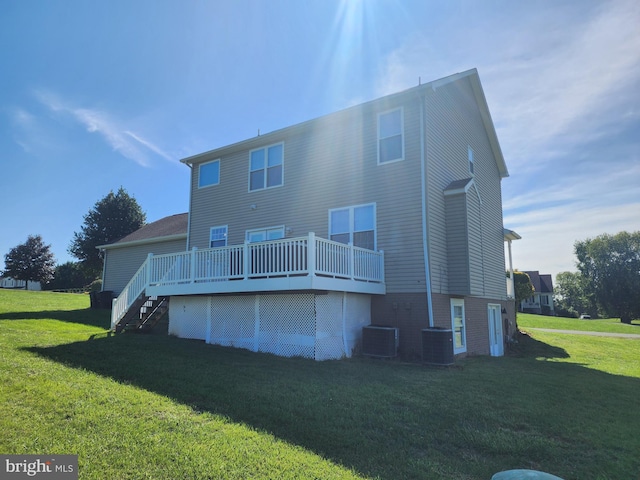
[520,271,555,315]
[106,68,515,361]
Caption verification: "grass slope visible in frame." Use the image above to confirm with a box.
[517,312,640,333]
[1,290,638,479]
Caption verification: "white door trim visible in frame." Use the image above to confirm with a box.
[450,298,466,355]
[488,303,504,357]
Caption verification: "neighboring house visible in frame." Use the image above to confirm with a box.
[520,271,554,315]
[108,68,516,361]
[0,277,41,290]
[98,213,188,295]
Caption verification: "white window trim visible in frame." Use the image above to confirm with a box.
[198,159,221,189]
[328,202,377,250]
[248,142,285,192]
[450,298,467,355]
[245,225,285,243]
[209,225,228,248]
[377,107,404,165]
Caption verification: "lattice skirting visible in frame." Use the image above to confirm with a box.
[168,292,371,360]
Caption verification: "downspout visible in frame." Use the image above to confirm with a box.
[185,163,193,250]
[420,94,435,327]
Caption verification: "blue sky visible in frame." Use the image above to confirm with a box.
[1,0,638,281]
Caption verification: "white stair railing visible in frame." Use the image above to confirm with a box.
[110,254,151,330]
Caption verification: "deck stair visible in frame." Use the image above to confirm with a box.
[114,294,169,333]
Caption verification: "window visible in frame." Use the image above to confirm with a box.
[209,225,227,248]
[246,226,285,243]
[378,108,404,164]
[329,203,376,250]
[209,226,228,248]
[249,143,283,191]
[468,146,474,175]
[451,299,467,354]
[199,160,220,188]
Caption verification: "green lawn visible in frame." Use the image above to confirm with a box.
[1,290,638,479]
[518,312,640,334]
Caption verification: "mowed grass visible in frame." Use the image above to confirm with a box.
[1,290,639,479]
[518,312,640,334]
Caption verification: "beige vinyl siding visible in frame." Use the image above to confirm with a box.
[188,99,427,294]
[444,192,470,294]
[103,237,186,294]
[425,76,507,299]
[467,184,485,296]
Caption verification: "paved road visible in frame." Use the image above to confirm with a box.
[527,328,640,339]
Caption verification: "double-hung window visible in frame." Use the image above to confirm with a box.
[199,159,220,188]
[378,108,404,164]
[468,146,475,175]
[209,226,228,248]
[329,203,376,250]
[249,143,283,191]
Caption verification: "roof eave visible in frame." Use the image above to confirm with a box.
[467,71,509,178]
[96,233,187,251]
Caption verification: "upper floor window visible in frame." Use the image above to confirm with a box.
[246,226,285,243]
[199,159,220,188]
[378,108,404,164]
[209,226,228,248]
[249,143,283,191]
[468,146,474,175]
[329,203,376,250]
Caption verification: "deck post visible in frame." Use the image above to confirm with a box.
[146,253,153,286]
[243,241,250,280]
[379,250,385,281]
[190,247,197,283]
[308,232,316,276]
[349,242,355,280]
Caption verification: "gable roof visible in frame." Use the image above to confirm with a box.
[539,274,554,293]
[97,213,188,250]
[524,271,554,293]
[180,69,508,178]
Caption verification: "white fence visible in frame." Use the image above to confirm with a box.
[148,232,384,286]
[111,232,384,329]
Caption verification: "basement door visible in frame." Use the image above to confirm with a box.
[488,304,504,357]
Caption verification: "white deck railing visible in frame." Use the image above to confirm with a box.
[110,261,149,329]
[111,232,384,329]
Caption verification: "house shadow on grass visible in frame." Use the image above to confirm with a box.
[24,331,640,480]
[0,308,111,329]
[508,330,570,360]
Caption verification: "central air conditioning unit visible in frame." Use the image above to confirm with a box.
[362,326,399,358]
[422,328,454,365]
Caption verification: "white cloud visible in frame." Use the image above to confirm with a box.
[124,131,175,163]
[31,90,174,167]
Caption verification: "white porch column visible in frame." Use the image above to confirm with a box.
[503,229,521,299]
[507,239,515,298]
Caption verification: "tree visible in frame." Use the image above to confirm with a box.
[3,235,56,288]
[45,261,93,291]
[575,231,640,324]
[513,270,534,306]
[69,187,146,279]
[554,271,594,318]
